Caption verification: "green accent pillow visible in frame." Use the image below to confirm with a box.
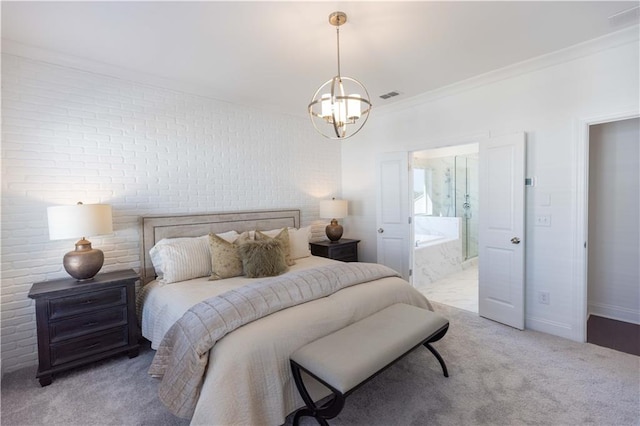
[209,231,252,280]
[237,238,288,278]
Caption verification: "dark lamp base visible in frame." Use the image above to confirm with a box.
[325,219,344,242]
[63,239,104,281]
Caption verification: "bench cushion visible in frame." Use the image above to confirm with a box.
[290,303,448,394]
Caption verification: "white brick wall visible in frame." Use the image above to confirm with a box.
[0,53,342,374]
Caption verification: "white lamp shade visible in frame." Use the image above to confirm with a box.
[347,94,361,120]
[321,93,332,118]
[319,199,348,219]
[47,204,113,240]
[336,99,347,126]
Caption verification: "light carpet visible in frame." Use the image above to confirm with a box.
[2,302,638,426]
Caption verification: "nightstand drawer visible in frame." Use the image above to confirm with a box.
[48,287,126,320]
[50,326,129,367]
[310,239,360,262]
[331,244,357,260]
[49,306,128,343]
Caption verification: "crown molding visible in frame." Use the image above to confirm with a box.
[3,24,638,119]
[1,38,208,95]
[375,25,640,116]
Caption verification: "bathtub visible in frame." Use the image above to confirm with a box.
[413,215,463,288]
[415,234,446,247]
[413,236,462,287]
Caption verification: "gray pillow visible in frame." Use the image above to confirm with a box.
[237,238,288,278]
[255,228,295,266]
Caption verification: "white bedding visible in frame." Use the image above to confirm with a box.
[140,256,432,425]
[141,256,339,349]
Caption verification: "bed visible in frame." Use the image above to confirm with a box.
[138,209,433,425]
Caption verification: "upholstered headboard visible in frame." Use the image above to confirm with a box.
[140,209,300,284]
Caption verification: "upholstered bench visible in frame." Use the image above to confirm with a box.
[290,303,449,425]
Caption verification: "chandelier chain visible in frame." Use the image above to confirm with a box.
[336,27,341,78]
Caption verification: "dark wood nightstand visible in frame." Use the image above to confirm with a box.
[310,239,360,262]
[28,269,140,386]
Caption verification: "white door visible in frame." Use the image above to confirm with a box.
[478,132,526,329]
[376,152,411,280]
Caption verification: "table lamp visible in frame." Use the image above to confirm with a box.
[319,198,348,242]
[47,202,113,281]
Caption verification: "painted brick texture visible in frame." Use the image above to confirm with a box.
[1,54,342,374]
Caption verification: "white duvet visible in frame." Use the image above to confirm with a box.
[139,256,432,425]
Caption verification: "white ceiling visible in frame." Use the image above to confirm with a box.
[2,1,638,117]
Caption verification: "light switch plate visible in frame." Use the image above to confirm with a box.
[535,215,551,226]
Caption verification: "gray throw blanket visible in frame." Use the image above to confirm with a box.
[148,262,399,418]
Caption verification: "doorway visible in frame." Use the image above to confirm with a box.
[411,143,479,313]
[585,117,639,355]
[376,133,525,328]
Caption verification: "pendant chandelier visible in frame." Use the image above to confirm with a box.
[308,11,372,139]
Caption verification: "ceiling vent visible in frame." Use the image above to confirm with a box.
[379,91,401,100]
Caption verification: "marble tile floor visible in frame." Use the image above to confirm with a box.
[416,264,479,313]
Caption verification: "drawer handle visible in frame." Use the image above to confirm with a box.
[83,321,99,327]
[82,299,96,305]
[85,343,101,350]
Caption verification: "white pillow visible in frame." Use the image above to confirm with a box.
[149,231,238,285]
[309,221,328,243]
[288,226,311,259]
[261,226,311,260]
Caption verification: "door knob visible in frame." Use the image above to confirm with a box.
[378,228,384,233]
[511,237,521,244]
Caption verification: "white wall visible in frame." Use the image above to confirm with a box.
[0,54,342,374]
[587,118,640,324]
[342,29,639,340]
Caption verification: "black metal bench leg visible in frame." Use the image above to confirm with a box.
[424,342,449,377]
[293,408,329,426]
[290,360,345,425]
[291,361,318,425]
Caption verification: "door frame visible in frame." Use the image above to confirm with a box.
[409,132,486,285]
[573,108,639,342]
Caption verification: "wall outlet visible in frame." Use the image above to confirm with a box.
[538,291,550,305]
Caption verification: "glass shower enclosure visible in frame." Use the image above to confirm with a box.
[454,154,478,260]
[413,151,478,261]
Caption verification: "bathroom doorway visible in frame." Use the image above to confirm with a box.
[412,143,479,313]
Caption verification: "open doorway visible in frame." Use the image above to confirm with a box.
[586,117,639,355]
[411,143,479,313]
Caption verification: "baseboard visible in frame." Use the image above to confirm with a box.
[588,302,640,325]
[526,316,576,341]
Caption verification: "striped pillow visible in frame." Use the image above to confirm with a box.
[150,231,238,285]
